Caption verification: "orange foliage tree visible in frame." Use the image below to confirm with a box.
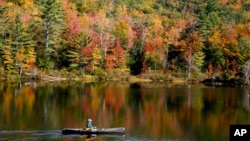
[221,24,240,75]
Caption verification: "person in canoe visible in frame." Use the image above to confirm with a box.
[86,119,95,130]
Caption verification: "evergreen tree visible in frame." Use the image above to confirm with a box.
[238,38,250,65]
[92,45,102,71]
[197,0,222,37]
[66,32,92,70]
[127,41,145,75]
[34,0,65,69]
[0,6,10,67]
[193,51,205,73]
[11,14,34,53]
[10,13,36,74]
[15,44,25,75]
[24,45,36,71]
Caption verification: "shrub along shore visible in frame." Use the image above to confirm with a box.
[0,68,247,87]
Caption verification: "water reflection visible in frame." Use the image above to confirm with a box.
[243,88,250,112]
[0,82,249,141]
[0,130,62,140]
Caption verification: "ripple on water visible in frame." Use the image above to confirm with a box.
[0,130,62,140]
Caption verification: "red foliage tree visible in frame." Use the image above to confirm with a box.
[104,40,116,69]
[215,63,222,74]
[145,42,153,53]
[81,34,99,72]
[0,0,6,6]
[81,45,94,72]
[64,3,82,35]
[206,62,213,77]
[21,13,32,23]
[105,54,116,69]
[141,60,146,73]
[231,59,238,75]
[225,58,230,70]
[114,39,126,68]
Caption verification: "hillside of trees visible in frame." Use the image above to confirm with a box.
[1,0,250,81]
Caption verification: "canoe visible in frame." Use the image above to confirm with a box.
[62,127,125,135]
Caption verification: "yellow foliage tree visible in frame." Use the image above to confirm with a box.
[208,28,222,47]
[15,45,25,75]
[91,45,102,71]
[24,46,36,71]
[15,45,25,64]
[2,40,14,71]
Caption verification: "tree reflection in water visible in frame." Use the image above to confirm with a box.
[0,82,249,141]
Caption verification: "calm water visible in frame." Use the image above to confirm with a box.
[0,81,250,141]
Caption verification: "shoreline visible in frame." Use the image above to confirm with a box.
[0,69,248,87]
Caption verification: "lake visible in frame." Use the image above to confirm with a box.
[0,81,250,141]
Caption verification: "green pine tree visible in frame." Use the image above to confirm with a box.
[193,51,205,73]
[238,38,250,65]
[10,13,36,74]
[66,32,92,70]
[92,45,102,71]
[34,0,66,69]
[0,6,10,67]
[127,41,145,75]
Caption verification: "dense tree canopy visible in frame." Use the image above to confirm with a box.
[0,0,250,78]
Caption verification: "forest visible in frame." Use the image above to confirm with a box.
[1,0,250,81]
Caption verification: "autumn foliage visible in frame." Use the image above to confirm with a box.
[0,0,250,78]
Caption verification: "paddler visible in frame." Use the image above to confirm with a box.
[86,118,94,129]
